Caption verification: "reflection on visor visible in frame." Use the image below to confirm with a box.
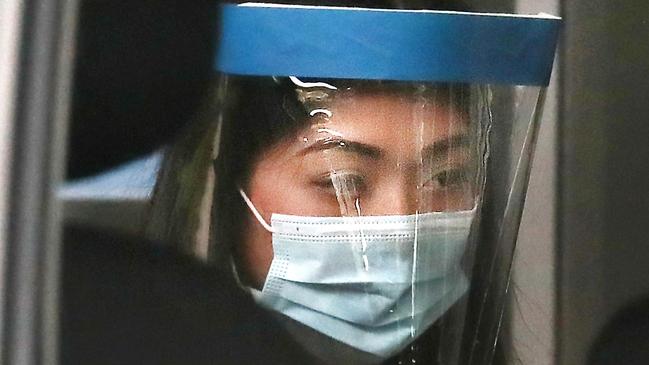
[289,76,338,90]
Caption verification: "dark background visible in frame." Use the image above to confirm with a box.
[67,1,217,178]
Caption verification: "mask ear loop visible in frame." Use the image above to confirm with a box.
[238,188,276,233]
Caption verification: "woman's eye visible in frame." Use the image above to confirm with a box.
[424,168,469,190]
[313,172,366,198]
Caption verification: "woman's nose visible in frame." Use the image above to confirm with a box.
[366,178,419,216]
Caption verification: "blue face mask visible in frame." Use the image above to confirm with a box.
[240,190,473,359]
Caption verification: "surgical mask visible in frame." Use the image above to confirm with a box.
[239,189,474,359]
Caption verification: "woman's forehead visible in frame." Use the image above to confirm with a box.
[301,91,468,143]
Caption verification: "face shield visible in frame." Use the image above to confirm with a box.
[210,3,560,364]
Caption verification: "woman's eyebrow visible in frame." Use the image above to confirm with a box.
[298,137,383,159]
[422,134,470,160]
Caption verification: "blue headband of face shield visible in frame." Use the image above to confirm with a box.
[215,3,560,86]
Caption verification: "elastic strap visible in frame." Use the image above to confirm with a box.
[239,188,275,233]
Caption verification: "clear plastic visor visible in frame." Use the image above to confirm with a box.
[213,75,545,365]
[239,77,486,217]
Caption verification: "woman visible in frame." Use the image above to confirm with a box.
[220,77,484,364]
[148,2,559,364]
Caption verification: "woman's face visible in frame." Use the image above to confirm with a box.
[238,89,476,288]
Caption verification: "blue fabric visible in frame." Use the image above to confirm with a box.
[215,4,560,86]
[59,151,161,200]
